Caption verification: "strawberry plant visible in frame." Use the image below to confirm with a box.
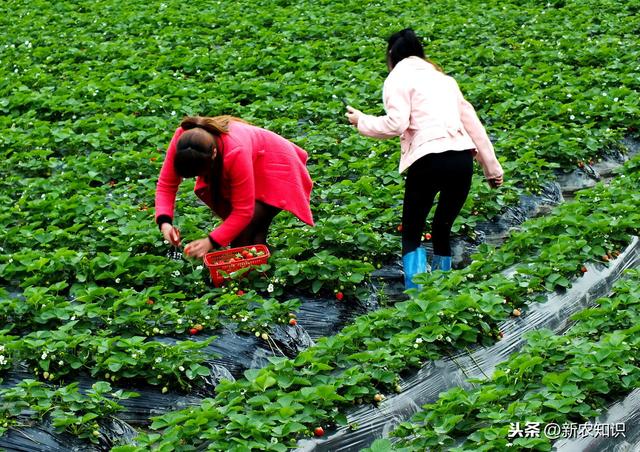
[0,380,137,442]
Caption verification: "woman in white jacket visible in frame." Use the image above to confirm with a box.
[346,28,504,290]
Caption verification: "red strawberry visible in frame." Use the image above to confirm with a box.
[236,290,245,296]
[397,224,403,232]
[289,318,297,326]
[146,299,154,305]
[314,426,324,437]
[335,292,344,301]
[423,233,432,241]
[581,266,588,273]
[189,328,198,335]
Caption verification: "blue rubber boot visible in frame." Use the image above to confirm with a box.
[402,248,427,290]
[431,254,452,272]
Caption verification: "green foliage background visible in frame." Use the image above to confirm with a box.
[1,0,639,449]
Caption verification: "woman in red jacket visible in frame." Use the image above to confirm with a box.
[155,115,314,259]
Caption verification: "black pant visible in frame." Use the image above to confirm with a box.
[230,201,281,248]
[402,150,473,257]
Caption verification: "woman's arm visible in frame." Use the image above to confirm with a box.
[351,71,411,138]
[155,127,185,225]
[457,85,504,181]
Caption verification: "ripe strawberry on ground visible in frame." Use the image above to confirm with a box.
[581,265,588,273]
[189,328,198,335]
[423,232,432,240]
[289,318,297,326]
[335,292,344,301]
[314,427,324,437]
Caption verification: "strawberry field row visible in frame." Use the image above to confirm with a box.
[107,156,640,450]
[371,267,640,451]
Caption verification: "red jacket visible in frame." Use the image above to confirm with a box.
[155,121,314,247]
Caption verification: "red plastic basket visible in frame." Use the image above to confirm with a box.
[203,245,270,287]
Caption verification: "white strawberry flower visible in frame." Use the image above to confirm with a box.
[267,284,274,293]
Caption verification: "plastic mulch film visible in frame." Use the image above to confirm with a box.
[475,181,564,245]
[557,139,640,199]
[295,295,371,341]
[553,389,640,452]
[297,237,640,452]
[0,415,137,452]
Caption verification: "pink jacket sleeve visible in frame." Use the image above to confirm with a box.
[357,72,411,139]
[208,147,255,247]
[457,86,504,180]
[155,127,185,221]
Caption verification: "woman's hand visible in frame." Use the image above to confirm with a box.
[487,174,504,188]
[345,106,362,126]
[160,223,181,246]
[184,238,213,259]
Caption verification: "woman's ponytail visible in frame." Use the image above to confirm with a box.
[180,115,247,135]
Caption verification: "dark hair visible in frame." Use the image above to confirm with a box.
[387,28,425,68]
[386,28,443,72]
[174,128,214,178]
[174,116,235,208]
